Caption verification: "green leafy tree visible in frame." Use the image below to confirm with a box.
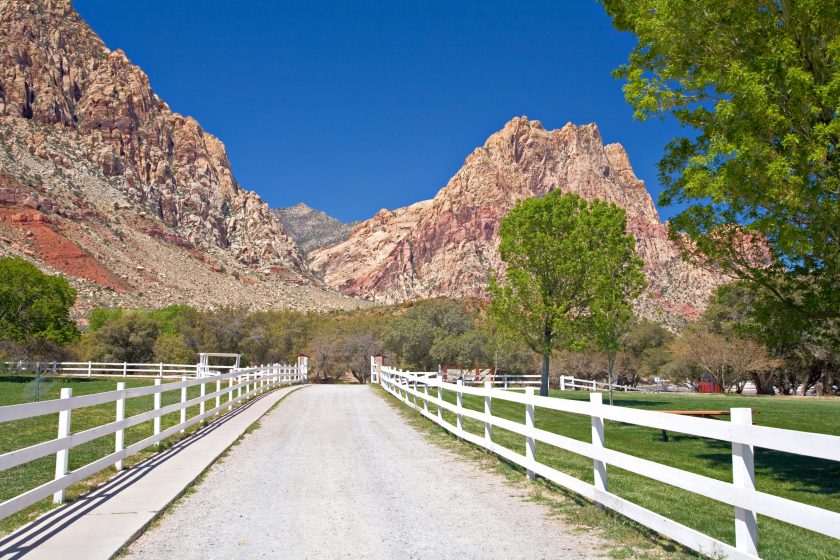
[621,319,674,385]
[88,307,124,331]
[154,333,198,364]
[588,212,646,403]
[430,329,493,370]
[84,312,160,363]
[147,305,199,336]
[490,192,644,396]
[601,0,840,339]
[0,257,78,350]
[383,300,475,370]
[706,281,839,394]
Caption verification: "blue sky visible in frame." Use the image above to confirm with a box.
[74,0,685,223]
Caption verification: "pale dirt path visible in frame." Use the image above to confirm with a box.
[125,385,608,560]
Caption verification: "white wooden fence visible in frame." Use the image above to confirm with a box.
[443,372,541,388]
[558,375,640,392]
[0,361,236,379]
[375,363,840,560]
[0,360,307,523]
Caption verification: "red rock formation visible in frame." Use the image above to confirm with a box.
[311,117,726,327]
[0,0,360,315]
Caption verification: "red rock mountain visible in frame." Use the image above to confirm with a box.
[310,117,725,327]
[0,0,359,315]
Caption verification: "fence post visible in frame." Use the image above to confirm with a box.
[560,375,566,391]
[484,381,493,444]
[215,377,221,413]
[437,371,444,423]
[238,372,243,400]
[590,392,607,495]
[123,362,127,377]
[53,388,72,504]
[423,379,429,413]
[200,378,206,417]
[87,361,92,377]
[159,362,163,378]
[153,379,161,445]
[115,382,125,471]
[732,408,758,556]
[180,376,187,432]
[228,376,234,411]
[525,387,536,481]
[456,380,464,439]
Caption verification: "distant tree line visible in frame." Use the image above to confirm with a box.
[1,250,837,393]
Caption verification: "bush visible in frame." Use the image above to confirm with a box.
[81,312,160,363]
[0,257,78,359]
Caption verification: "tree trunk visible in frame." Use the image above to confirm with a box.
[607,351,617,406]
[540,353,550,397]
[752,371,776,395]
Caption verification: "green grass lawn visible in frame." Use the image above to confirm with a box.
[0,374,258,535]
[406,387,840,560]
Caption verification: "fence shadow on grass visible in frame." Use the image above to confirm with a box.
[696,448,840,498]
[0,391,272,559]
[593,397,671,408]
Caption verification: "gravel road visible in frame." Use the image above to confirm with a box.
[126,385,607,559]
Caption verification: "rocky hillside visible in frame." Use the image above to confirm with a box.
[0,0,361,316]
[274,203,357,253]
[310,117,727,327]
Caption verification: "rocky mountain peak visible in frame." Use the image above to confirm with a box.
[274,203,358,254]
[310,118,727,327]
[0,0,365,314]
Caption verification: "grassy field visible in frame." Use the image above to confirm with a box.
[398,386,840,560]
[0,374,250,535]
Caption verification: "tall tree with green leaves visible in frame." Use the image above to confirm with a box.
[600,0,840,338]
[0,257,78,350]
[589,227,646,404]
[490,192,645,396]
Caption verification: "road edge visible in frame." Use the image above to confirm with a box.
[112,384,308,558]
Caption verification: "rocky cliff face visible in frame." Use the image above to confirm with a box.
[310,117,726,327]
[274,203,357,253]
[0,0,360,315]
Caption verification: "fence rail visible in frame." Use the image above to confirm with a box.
[558,375,640,392]
[0,361,307,523]
[0,361,239,379]
[376,363,840,560]
[438,371,541,388]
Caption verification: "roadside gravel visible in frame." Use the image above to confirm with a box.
[125,385,607,559]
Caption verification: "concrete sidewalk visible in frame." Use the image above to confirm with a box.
[0,384,307,560]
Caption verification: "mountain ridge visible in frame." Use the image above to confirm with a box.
[310,117,727,327]
[0,0,362,315]
[274,203,358,254]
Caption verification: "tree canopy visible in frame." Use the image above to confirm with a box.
[490,191,645,395]
[0,257,78,350]
[601,0,840,337]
